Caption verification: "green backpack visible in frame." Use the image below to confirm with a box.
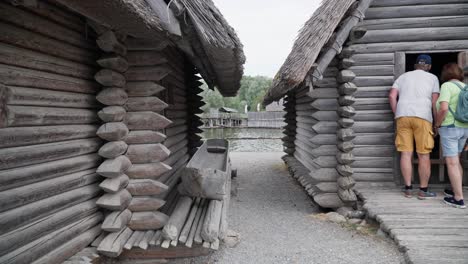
[450,81,468,123]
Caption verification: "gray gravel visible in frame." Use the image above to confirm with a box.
[172,152,403,264]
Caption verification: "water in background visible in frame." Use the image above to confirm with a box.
[202,128,283,152]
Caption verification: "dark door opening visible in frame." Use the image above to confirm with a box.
[404,52,467,184]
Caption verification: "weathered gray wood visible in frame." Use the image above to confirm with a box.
[353,27,468,44]
[127,162,172,179]
[126,38,169,51]
[102,209,132,232]
[96,189,132,211]
[366,4,468,20]
[126,144,170,164]
[96,122,129,141]
[125,112,172,130]
[354,121,394,133]
[128,212,169,230]
[127,51,168,66]
[0,199,97,256]
[100,174,129,193]
[354,110,393,121]
[337,129,356,141]
[310,99,338,111]
[184,199,205,248]
[354,145,395,157]
[1,214,102,264]
[348,65,394,76]
[354,86,391,98]
[201,200,223,243]
[337,70,356,83]
[337,141,355,153]
[338,95,356,106]
[0,184,100,235]
[125,130,166,144]
[394,52,406,80]
[128,197,166,212]
[97,227,133,258]
[314,193,345,209]
[372,0,468,7]
[98,106,126,122]
[342,40,468,57]
[307,88,338,99]
[337,164,353,177]
[358,15,468,30]
[337,106,356,118]
[336,152,355,165]
[0,138,101,170]
[338,118,354,128]
[127,179,169,196]
[338,188,357,202]
[95,69,126,87]
[179,198,202,243]
[125,66,171,82]
[337,176,356,189]
[138,230,154,250]
[125,97,168,112]
[96,88,128,106]
[354,157,393,168]
[194,202,208,245]
[346,53,394,65]
[99,141,128,159]
[96,155,132,178]
[162,196,193,240]
[353,76,394,87]
[125,82,166,97]
[123,231,140,250]
[4,105,98,127]
[97,55,129,73]
[3,86,98,108]
[96,31,126,56]
[311,111,339,121]
[354,133,394,145]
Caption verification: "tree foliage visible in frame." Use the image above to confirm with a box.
[200,75,273,112]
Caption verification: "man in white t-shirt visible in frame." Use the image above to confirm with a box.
[388,54,440,199]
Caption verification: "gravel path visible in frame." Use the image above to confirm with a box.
[172,152,403,264]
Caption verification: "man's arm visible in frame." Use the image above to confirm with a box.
[388,88,399,114]
[435,101,448,128]
[432,92,440,123]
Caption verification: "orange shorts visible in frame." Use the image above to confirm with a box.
[395,117,434,154]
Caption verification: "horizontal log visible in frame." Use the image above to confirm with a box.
[99,141,128,159]
[96,189,132,211]
[337,176,356,189]
[311,122,337,134]
[100,174,130,193]
[0,184,100,235]
[125,97,168,112]
[307,88,338,99]
[125,112,173,130]
[313,77,338,88]
[127,51,168,66]
[354,98,390,110]
[125,66,171,81]
[353,27,468,44]
[95,69,126,87]
[310,99,338,111]
[0,138,101,170]
[127,179,169,196]
[96,155,132,178]
[0,42,95,80]
[163,133,187,149]
[128,197,166,212]
[343,40,468,57]
[336,152,355,165]
[97,55,129,73]
[126,38,169,51]
[0,169,98,213]
[354,110,394,121]
[3,105,98,127]
[0,154,100,191]
[1,214,102,264]
[125,130,167,144]
[337,70,356,83]
[353,157,393,168]
[126,144,171,164]
[354,133,394,145]
[371,0,468,7]
[0,199,97,256]
[338,118,354,128]
[128,212,169,230]
[165,125,187,137]
[353,121,394,133]
[201,199,222,243]
[97,123,129,142]
[96,88,128,106]
[98,106,126,122]
[348,65,393,76]
[354,86,391,98]
[346,53,394,65]
[0,124,97,148]
[353,76,394,87]
[338,188,357,202]
[102,209,132,232]
[162,196,193,241]
[127,162,172,179]
[358,15,468,30]
[3,86,98,108]
[0,21,97,65]
[337,164,353,177]
[96,30,126,56]
[314,193,345,209]
[365,4,468,19]
[311,111,338,121]
[353,145,395,157]
[125,82,166,97]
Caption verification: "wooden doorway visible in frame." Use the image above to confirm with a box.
[393,51,468,185]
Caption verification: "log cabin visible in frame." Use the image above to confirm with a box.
[0,0,244,262]
[263,0,468,209]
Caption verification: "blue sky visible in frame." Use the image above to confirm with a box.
[213,0,321,77]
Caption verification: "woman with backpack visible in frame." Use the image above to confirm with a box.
[434,63,468,209]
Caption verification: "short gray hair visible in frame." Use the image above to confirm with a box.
[415,64,431,71]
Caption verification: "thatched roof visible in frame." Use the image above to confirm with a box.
[263,0,357,105]
[56,0,245,97]
[174,0,245,97]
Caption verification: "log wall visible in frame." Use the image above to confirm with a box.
[0,1,102,263]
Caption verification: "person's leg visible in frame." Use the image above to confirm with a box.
[417,153,431,188]
[446,156,464,201]
[401,151,414,187]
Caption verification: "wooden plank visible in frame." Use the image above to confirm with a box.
[126,144,171,164]
[354,86,391,98]
[162,196,193,240]
[127,179,169,196]
[100,174,130,193]
[0,184,100,235]
[97,122,129,141]
[126,163,172,179]
[98,106,126,122]
[125,97,168,112]
[125,131,166,144]
[353,27,468,44]
[98,227,133,258]
[0,64,99,94]
[102,209,132,232]
[128,212,169,230]
[125,66,171,81]
[96,189,132,211]
[96,155,132,178]
[125,112,172,130]
[128,197,166,212]
[358,15,468,30]
[0,138,101,170]
[347,53,394,65]
[96,88,128,106]
[365,4,468,19]
[125,81,166,97]
[0,43,95,79]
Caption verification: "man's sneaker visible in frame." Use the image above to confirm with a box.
[402,189,413,198]
[444,197,466,209]
[444,189,454,197]
[417,190,437,200]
